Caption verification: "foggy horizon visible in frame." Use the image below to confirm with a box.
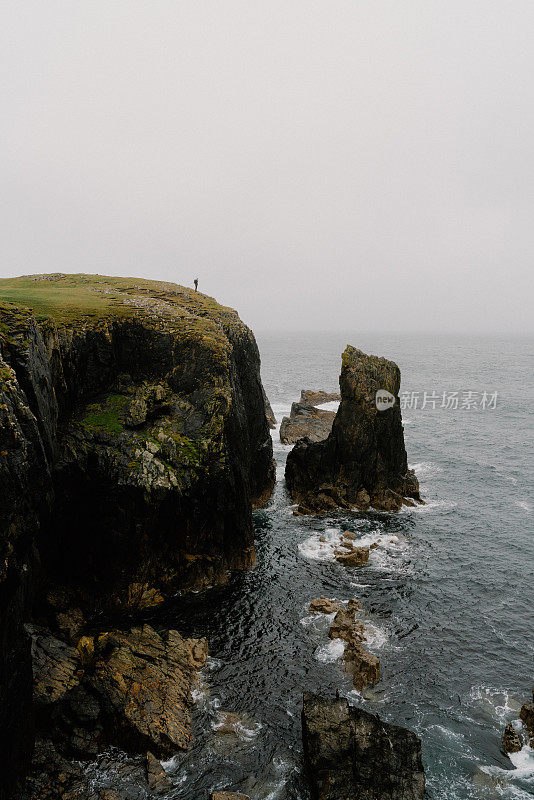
[2,2,534,334]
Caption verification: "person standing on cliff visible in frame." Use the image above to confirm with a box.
[194,278,198,291]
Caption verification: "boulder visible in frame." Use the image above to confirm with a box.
[280,403,335,444]
[301,693,425,800]
[286,347,422,513]
[328,609,364,644]
[344,643,380,690]
[335,546,370,567]
[502,723,522,753]
[309,596,343,615]
[300,390,340,406]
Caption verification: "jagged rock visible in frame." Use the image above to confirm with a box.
[87,624,208,757]
[124,384,171,428]
[146,752,171,794]
[0,275,274,794]
[126,583,164,610]
[328,609,364,644]
[344,643,380,690]
[302,693,425,800]
[286,346,422,514]
[309,596,343,615]
[300,390,340,406]
[335,546,370,567]
[520,689,534,746]
[326,606,379,690]
[30,623,208,761]
[502,723,522,753]
[262,385,276,428]
[55,608,85,644]
[29,626,81,706]
[280,403,336,444]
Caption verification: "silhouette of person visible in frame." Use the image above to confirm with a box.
[194,278,198,291]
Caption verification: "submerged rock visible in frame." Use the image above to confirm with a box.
[327,606,379,691]
[285,346,422,514]
[502,723,522,753]
[280,402,335,444]
[302,693,425,800]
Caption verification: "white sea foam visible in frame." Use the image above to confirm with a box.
[508,743,534,777]
[515,500,531,513]
[315,400,340,412]
[410,461,443,480]
[467,686,522,726]
[298,527,387,563]
[211,709,263,740]
[315,638,345,663]
[363,622,388,651]
[399,498,457,515]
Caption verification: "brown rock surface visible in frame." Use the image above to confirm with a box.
[280,402,335,445]
[300,389,340,406]
[309,596,343,615]
[502,723,522,754]
[334,545,370,567]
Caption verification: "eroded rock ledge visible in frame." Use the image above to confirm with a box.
[285,346,421,513]
[0,274,275,797]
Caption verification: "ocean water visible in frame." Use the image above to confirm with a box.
[93,332,534,800]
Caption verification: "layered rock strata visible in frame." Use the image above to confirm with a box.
[286,346,421,513]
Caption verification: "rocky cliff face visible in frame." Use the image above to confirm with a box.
[302,693,425,800]
[0,274,274,797]
[285,346,421,513]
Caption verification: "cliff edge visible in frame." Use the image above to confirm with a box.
[0,273,275,797]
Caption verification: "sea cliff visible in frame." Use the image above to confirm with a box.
[0,274,274,797]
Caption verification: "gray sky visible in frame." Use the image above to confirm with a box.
[1,1,533,333]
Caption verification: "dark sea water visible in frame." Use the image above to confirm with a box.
[92,332,534,800]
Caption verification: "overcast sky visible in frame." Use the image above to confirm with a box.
[1,2,533,333]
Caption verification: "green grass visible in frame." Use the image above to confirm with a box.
[80,394,129,434]
[0,273,235,327]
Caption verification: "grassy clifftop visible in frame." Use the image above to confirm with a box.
[0,273,235,327]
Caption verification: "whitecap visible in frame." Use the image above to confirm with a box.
[362,622,388,651]
[409,461,443,480]
[315,638,345,663]
[515,500,531,513]
[508,743,534,777]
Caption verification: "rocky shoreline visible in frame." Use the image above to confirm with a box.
[1,276,429,800]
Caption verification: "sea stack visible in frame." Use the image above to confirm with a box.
[285,346,421,513]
